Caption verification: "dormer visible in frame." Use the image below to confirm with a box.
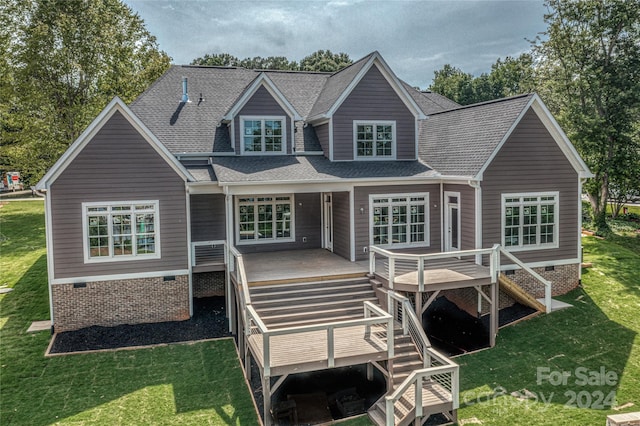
[308,52,426,162]
[223,73,302,155]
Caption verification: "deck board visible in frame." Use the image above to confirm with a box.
[383,258,492,292]
[248,324,390,376]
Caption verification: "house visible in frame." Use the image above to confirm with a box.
[36,51,592,424]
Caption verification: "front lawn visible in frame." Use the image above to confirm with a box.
[0,201,258,425]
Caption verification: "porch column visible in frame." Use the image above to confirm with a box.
[225,193,233,332]
[490,282,498,347]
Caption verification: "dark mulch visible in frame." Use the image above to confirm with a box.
[423,296,537,356]
[49,297,230,354]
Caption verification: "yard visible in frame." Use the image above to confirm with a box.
[1,200,639,425]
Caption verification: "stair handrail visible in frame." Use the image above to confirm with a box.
[246,301,394,377]
[229,246,252,306]
[499,247,552,313]
[387,290,431,366]
[385,363,459,424]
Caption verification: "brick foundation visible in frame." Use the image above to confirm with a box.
[193,272,225,298]
[442,263,580,316]
[52,275,190,332]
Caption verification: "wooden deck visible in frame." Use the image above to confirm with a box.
[247,324,389,377]
[387,258,491,292]
[243,249,368,285]
[396,381,452,419]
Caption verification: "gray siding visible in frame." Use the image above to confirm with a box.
[315,123,330,158]
[443,184,476,251]
[50,111,188,279]
[235,193,321,253]
[333,65,416,161]
[482,108,579,263]
[332,192,351,260]
[354,184,441,261]
[190,194,226,241]
[234,86,292,154]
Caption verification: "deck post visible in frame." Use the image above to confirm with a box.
[415,376,423,418]
[490,281,498,347]
[369,250,375,275]
[389,257,395,289]
[327,326,335,368]
[415,291,422,322]
[263,375,271,426]
[367,363,374,381]
[244,342,251,380]
[417,257,425,292]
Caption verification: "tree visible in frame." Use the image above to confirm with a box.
[238,56,298,71]
[191,53,240,67]
[428,54,537,105]
[1,0,170,185]
[534,0,640,231]
[299,50,352,72]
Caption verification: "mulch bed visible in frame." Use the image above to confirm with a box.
[49,297,230,354]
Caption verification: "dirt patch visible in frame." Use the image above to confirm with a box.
[49,297,230,354]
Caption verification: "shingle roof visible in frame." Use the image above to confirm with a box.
[211,155,438,184]
[419,94,533,177]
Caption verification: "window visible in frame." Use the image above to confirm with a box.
[370,194,429,248]
[241,116,285,154]
[82,201,159,262]
[502,193,558,250]
[354,121,395,159]
[236,195,294,243]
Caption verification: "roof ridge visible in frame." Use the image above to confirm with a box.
[428,93,533,116]
[327,51,376,77]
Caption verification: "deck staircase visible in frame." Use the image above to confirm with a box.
[249,276,379,329]
[498,273,546,312]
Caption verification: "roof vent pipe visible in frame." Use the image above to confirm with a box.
[181,77,190,103]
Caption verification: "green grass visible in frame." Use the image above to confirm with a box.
[0,201,258,425]
[2,200,639,426]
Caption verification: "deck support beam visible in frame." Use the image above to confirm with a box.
[490,281,498,347]
[421,290,441,315]
[263,375,271,426]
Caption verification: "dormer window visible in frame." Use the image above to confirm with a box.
[354,121,396,160]
[241,116,286,154]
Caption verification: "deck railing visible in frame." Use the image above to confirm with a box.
[229,246,252,306]
[245,301,394,377]
[191,240,226,267]
[385,363,459,424]
[387,291,431,366]
[499,247,552,313]
[369,245,500,293]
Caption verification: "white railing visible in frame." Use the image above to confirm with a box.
[499,247,552,313]
[387,291,431,366]
[191,240,226,267]
[229,246,252,307]
[385,363,459,425]
[246,302,394,377]
[369,245,500,293]
[384,290,459,425]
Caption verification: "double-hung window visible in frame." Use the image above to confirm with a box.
[236,195,294,243]
[354,121,395,159]
[370,194,429,248]
[82,201,160,262]
[241,116,285,154]
[502,192,558,250]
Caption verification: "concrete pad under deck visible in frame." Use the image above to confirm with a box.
[27,320,51,333]
[243,249,368,285]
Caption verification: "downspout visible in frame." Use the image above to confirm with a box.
[185,182,193,317]
[440,182,444,252]
[578,177,587,284]
[44,187,55,332]
[224,186,234,333]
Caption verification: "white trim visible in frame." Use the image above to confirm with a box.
[81,200,161,263]
[185,185,193,317]
[475,94,593,181]
[578,178,586,280]
[44,189,55,326]
[349,190,356,261]
[229,122,235,153]
[36,97,193,190]
[501,191,560,252]
[239,116,287,155]
[317,53,426,121]
[368,192,430,250]
[353,120,397,160]
[470,180,483,264]
[329,118,334,161]
[188,183,225,195]
[501,258,581,271]
[51,269,190,285]
[223,73,302,121]
[444,191,461,251]
[234,194,295,245]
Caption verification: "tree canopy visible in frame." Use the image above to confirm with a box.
[1,0,170,185]
[191,49,353,73]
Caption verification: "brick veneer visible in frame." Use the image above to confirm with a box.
[193,272,225,298]
[442,263,580,316]
[52,275,190,332]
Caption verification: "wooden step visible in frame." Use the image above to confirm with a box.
[253,296,378,314]
[263,313,367,329]
[499,273,546,312]
[250,282,374,300]
[251,290,377,309]
[249,277,370,294]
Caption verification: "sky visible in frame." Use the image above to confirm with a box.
[123,0,548,89]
